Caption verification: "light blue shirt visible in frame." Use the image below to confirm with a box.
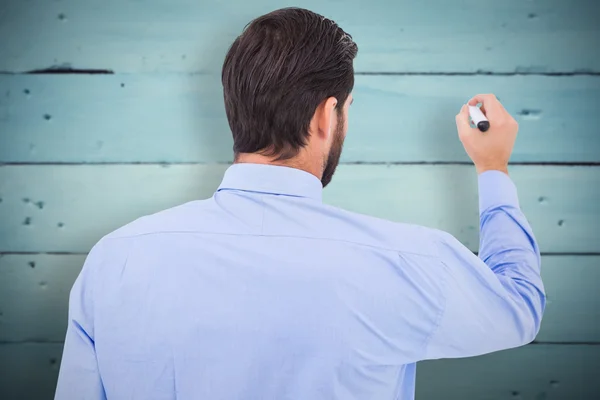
[56,163,545,400]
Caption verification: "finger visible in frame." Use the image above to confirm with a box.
[455,104,475,137]
[467,95,488,116]
[467,94,502,118]
[467,93,494,106]
[478,103,487,116]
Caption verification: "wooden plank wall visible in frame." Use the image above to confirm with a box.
[0,0,599,399]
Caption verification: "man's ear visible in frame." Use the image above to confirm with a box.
[316,96,338,140]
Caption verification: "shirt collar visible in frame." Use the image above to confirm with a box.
[217,163,323,201]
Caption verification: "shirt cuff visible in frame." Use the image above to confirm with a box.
[478,170,520,214]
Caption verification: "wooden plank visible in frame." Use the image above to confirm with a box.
[539,256,600,344]
[416,344,600,399]
[0,254,85,342]
[0,165,598,253]
[1,254,597,343]
[0,343,62,400]
[1,74,599,163]
[0,343,598,399]
[0,0,598,73]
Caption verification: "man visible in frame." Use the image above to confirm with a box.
[56,7,545,400]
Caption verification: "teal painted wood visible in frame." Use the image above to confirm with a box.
[0,165,598,253]
[416,344,600,399]
[1,254,597,343]
[540,256,600,343]
[2,74,599,163]
[0,343,62,400]
[0,343,598,399]
[0,254,84,342]
[0,0,598,73]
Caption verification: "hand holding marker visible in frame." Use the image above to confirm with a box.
[469,104,490,132]
[456,94,519,175]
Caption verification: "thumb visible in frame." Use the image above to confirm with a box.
[455,104,475,141]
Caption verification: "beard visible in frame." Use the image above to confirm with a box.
[320,114,346,188]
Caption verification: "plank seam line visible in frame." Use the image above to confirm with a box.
[2,252,599,256]
[356,71,600,76]
[1,340,598,345]
[0,340,65,344]
[0,68,114,75]
[0,70,599,76]
[1,162,600,167]
[531,341,600,345]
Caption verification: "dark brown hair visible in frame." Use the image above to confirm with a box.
[222,7,358,160]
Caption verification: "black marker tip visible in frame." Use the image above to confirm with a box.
[477,121,490,132]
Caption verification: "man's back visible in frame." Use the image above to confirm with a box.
[56,163,545,400]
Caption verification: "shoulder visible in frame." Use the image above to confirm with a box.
[103,200,206,240]
[317,203,447,258]
[80,200,206,264]
[80,200,208,271]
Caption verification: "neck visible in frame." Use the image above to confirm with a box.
[235,151,322,181]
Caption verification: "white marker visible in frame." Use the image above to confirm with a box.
[469,105,490,132]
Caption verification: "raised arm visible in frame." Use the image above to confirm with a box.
[422,95,546,359]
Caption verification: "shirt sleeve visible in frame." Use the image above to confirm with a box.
[55,242,107,400]
[422,170,546,360]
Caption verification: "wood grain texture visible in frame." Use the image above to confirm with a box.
[0,165,598,253]
[2,74,599,163]
[0,343,598,399]
[0,254,85,342]
[416,344,600,399]
[1,254,597,343]
[0,343,62,400]
[0,0,598,73]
